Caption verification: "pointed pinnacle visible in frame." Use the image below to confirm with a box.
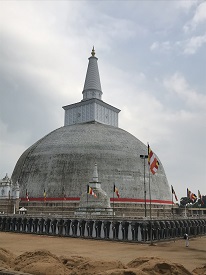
[91,46,95,57]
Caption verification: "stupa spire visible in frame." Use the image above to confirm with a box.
[82,47,102,101]
[63,48,120,127]
[91,46,95,57]
[90,163,101,189]
[92,163,98,182]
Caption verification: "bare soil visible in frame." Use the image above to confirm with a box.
[0,232,205,274]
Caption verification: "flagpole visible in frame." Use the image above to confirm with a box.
[147,143,153,245]
[87,185,88,219]
[185,187,187,217]
[144,157,147,218]
[171,186,173,216]
[198,190,200,216]
[140,154,148,218]
[148,169,153,245]
[113,184,115,221]
[61,162,65,218]
[61,186,64,218]
[185,188,189,217]
[44,189,45,215]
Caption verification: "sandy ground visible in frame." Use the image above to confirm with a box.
[0,232,206,274]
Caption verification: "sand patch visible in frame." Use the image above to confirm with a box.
[0,247,15,270]
[60,255,91,270]
[70,259,126,275]
[127,257,193,275]
[98,268,146,275]
[0,244,204,275]
[13,249,70,275]
[193,264,206,274]
[0,233,205,273]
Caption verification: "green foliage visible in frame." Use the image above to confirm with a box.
[180,195,206,208]
[180,197,189,207]
[200,195,206,208]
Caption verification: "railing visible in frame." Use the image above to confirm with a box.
[0,214,206,243]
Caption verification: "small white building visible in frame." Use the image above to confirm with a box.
[0,174,19,200]
[0,174,20,214]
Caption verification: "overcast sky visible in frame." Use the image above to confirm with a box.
[0,0,206,199]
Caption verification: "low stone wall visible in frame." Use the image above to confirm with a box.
[18,200,175,218]
[0,214,205,243]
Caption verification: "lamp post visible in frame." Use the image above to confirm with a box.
[140,154,148,218]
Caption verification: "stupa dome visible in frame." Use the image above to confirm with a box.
[11,48,171,205]
[12,122,171,203]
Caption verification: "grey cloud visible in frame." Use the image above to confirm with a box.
[0,0,206,198]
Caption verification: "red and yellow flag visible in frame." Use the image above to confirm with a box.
[148,144,159,175]
[26,189,29,201]
[171,185,178,201]
[114,184,120,198]
[87,185,97,197]
[44,189,46,201]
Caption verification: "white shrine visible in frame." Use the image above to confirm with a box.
[0,174,20,214]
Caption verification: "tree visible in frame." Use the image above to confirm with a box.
[180,196,197,207]
[200,195,206,208]
[180,197,189,207]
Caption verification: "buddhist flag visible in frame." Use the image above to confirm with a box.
[63,187,66,200]
[87,185,97,197]
[44,189,46,201]
[171,185,178,201]
[187,188,191,198]
[114,184,120,198]
[148,144,159,175]
[187,188,197,202]
[26,189,29,201]
[191,193,197,201]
